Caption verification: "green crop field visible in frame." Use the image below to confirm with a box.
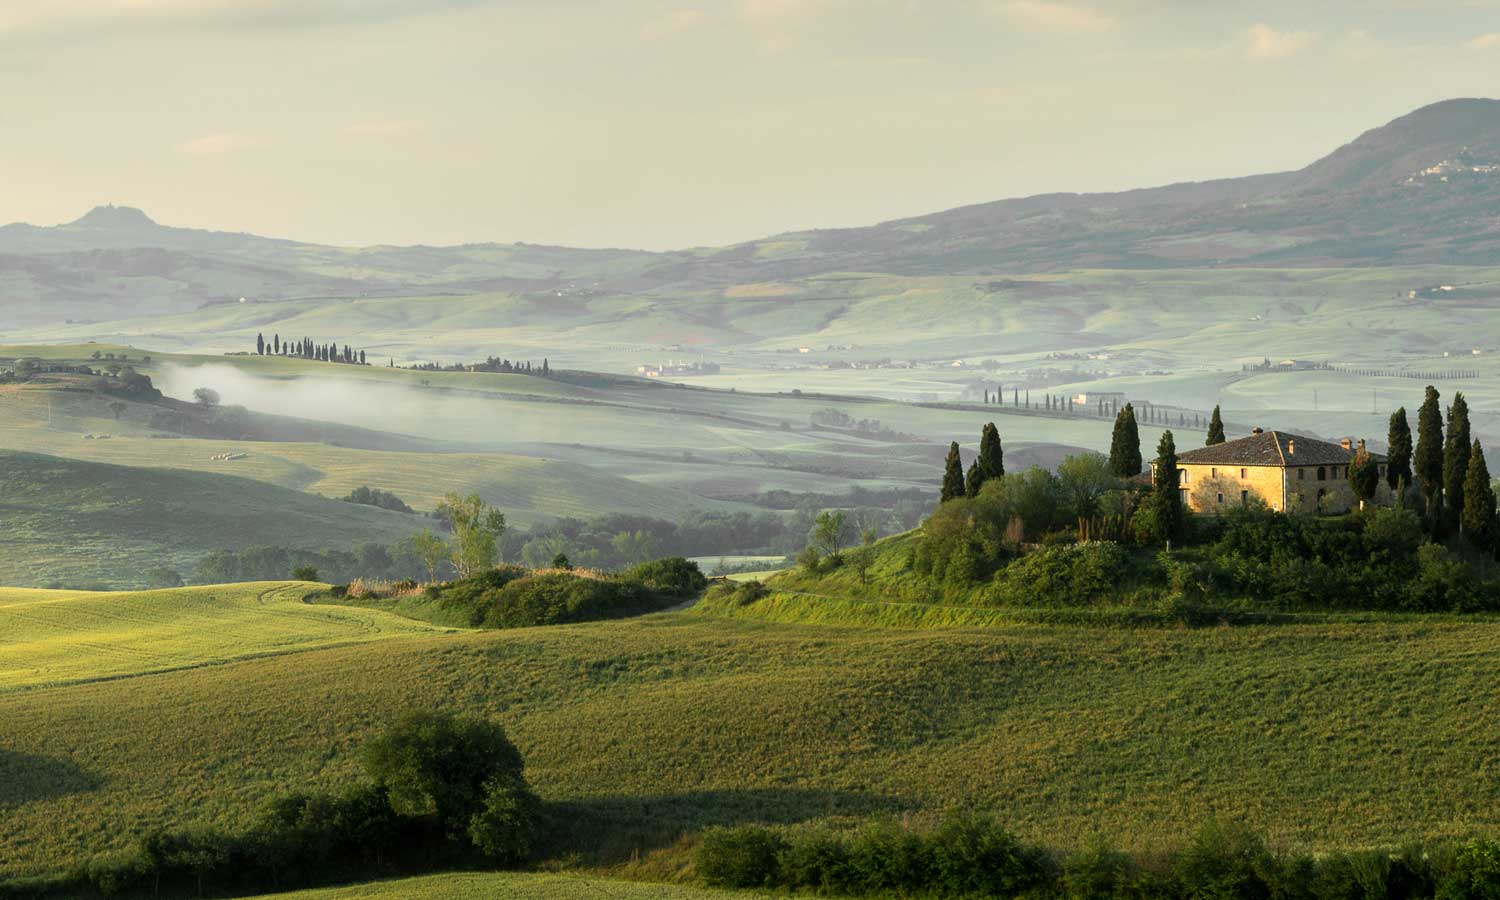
[2,601,1497,882]
[252,872,766,899]
[0,582,452,691]
[0,450,423,588]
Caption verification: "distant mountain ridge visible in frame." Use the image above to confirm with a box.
[3,98,1499,325]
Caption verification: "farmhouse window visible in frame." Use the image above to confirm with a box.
[1240,468,1247,479]
[1317,467,1326,481]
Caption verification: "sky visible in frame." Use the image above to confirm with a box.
[2,0,1499,250]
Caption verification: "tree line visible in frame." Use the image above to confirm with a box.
[256,332,368,366]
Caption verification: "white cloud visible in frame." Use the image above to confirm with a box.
[639,8,707,41]
[174,133,267,155]
[987,0,1114,32]
[1244,23,1316,60]
[1468,33,1500,49]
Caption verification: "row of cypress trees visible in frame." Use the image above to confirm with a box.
[255,332,367,365]
[939,423,1004,502]
[1399,386,1496,549]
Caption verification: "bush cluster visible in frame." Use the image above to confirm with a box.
[28,713,539,899]
[423,558,706,628]
[697,819,1500,900]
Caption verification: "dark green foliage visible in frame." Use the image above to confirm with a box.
[927,814,1055,897]
[1110,403,1143,477]
[1174,821,1277,900]
[1439,837,1500,900]
[695,826,788,889]
[1207,405,1226,445]
[988,543,1132,607]
[551,552,572,569]
[1415,386,1444,515]
[1146,430,1183,544]
[1443,392,1472,529]
[1348,447,1381,506]
[1387,407,1414,493]
[621,557,708,597]
[966,460,984,498]
[941,441,965,503]
[342,486,415,514]
[291,565,320,582]
[1461,441,1496,553]
[978,422,1005,480]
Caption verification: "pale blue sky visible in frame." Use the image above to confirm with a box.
[2,0,1498,249]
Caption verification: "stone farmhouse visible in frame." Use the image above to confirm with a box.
[1158,429,1391,514]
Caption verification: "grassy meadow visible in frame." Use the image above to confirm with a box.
[253,872,766,898]
[2,603,1498,882]
[0,582,452,690]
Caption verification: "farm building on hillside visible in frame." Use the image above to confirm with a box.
[1156,429,1390,515]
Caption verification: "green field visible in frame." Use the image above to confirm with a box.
[0,582,453,691]
[2,597,1497,882]
[0,450,423,588]
[254,872,765,899]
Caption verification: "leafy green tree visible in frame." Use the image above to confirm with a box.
[1348,445,1381,510]
[965,460,984,498]
[812,510,850,557]
[107,400,127,420]
[437,492,507,577]
[409,528,447,582]
[1461,439,1496,554]
[1148,430,1183,545]
[940,441,965,502]
[192,387,220,407]
[611,529,658,565]
[1109,403,1142,477]
[1414,385,1444,517]
[291,565,319,582]
[1443,392,1471,529]
[1206,405,1225,445]
[978,422,1004,480]
[1386,407,1413,498]
[1057,452,1118,521]
[362,711,536,853]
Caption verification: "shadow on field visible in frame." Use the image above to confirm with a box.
[0,750,102,806]
[545,787,910,863]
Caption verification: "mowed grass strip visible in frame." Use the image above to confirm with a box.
[0,583,454,691]
[2,614,1498,880]
[249,872,768,899]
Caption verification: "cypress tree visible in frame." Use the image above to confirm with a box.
[1150,430,1183,545]
[1386,407,1413,497]
[1348,444,1380,510]
[256,333,265,356]
[1414,385,1444,517]
[977,422,1004,481]
[965,460,984,498]
[940,442,965,503]
[1462,439,1496,553]
[1206,405,1225,445]
[1109,403,1142,477]
[1443,392,1471,529]
[273,333,280,355]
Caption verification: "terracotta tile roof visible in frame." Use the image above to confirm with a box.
[1175,431,1383,467]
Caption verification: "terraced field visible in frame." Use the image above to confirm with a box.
[0,582,453,690]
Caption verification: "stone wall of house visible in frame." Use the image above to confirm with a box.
[1178,462,1394,515]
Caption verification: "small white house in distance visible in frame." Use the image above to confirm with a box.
[1072,391,1128,406]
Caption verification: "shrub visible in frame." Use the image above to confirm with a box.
[928,814,1053,896]
[696,826,787,889]
[846,819,933,893]
[291,565,320,582]
[988,543,1130,607]
[621,557,707,597]
[1175,820,1278,900]
[467,775,543,864]
[777,831,854,892]
[1438,837,1500,900]
[1062,843,1141,900]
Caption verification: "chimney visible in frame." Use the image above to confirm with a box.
[1288,439,1295,456]
[1340,438,1352,450]
[1358,438,1366,452]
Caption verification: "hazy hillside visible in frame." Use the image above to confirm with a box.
[4,99,1499,334]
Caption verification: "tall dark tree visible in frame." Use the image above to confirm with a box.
[256,333,265,356]
[1149,430,1184,545]
[1348,443,1381,510]
[1462,439,1496,553]
[965,460,984,498]
[1414,385,1444,517]
[1206,405,1225,445]
[1386,407,1413,497]
[1109,403,1142,477]
[940,442,965,503]
[978,422,1004,481]
[273,333,280,355]
[1443,392,1471,529]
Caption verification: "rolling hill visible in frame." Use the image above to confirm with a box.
[0,450,424,588]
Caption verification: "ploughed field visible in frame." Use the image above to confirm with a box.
[1,585,1497,882]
